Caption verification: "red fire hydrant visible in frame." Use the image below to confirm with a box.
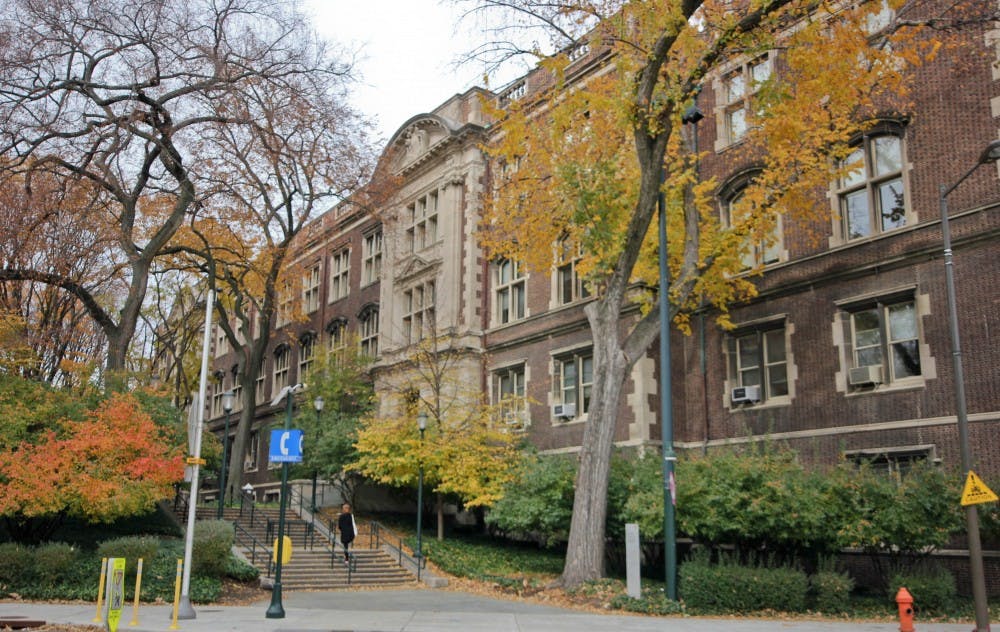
[896,586,915,632]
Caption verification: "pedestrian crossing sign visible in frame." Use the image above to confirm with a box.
[961,471,998,506]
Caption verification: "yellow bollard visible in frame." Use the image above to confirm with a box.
[129,558,144,626]
[169,559,182,630]
[93,557,108,623]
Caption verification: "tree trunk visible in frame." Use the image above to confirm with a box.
[561,301,631,587]
[437,493,444,541]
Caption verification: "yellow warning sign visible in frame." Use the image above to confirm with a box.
[272,536,292,564]
[104,557,125,632]
[961,471,999,506]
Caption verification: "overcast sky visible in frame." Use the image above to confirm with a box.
[303,1,507,143]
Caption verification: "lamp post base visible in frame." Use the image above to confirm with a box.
[176,594,196,620]
[265,583,285,619]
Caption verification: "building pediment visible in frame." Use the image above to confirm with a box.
[395,253,440,284]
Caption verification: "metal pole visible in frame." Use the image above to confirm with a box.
[416,425,425,581]
[265,393,293,619]
[658,162,676,601]
[939,184,990,631]
[179,289,214,620]
[217,406,231,520]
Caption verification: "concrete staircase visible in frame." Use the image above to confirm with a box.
[190,506,416,590]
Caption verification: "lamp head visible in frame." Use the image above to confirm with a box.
[314,395,325,412]
[979,139,1000,165]
[681,105,704,125]
[417,411,427,431]
[222,390,234,413]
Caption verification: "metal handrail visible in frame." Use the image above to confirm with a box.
[369,521,425,580]
[233,521,274,576]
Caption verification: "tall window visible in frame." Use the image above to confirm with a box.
[303,264,321,313]
[837,132,907,240]
[299,335,316,382]
[214,324,229,358]
[494,364,527,429]
[272,346,289,396]
[494,259,526,325]
[276,284,293,327]
[556,238,589,305]
[719,55,772,145]
[244,430,259,472]
[728,326,788,403]
[555,351,593,418]
[723,186,782,269]
[359,305,379,357]
[327,318,348,364]
[255,364,266,404]
[845,298,921,386]
[407,192,438,252]
[329,248,350,302]
[362,230,383,286]
[403,281,435,345]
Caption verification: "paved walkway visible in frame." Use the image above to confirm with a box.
[0,589,980,631]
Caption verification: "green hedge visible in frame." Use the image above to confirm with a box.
[680,555,809,613]
[34,542,79,586]
[890,563,956,614]
[810,569,854,614]
[97,536,160,578]
[191,520,234,578]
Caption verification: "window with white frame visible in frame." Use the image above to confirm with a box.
[407,192,438,253]
[842,296,921,387]
[244,430,259,472]
[272,346,290,396]
[231,382,243,412]
[211,382,225,418]
[276,284,293,327]
[722,182,782,270]
[846,446,932,482]
[329,248,350,302]
[303,264,321,313]
[359,305,379,357]
[554,351,593,418]
[403,281,436,345]
[255,363,266,404]
[719,55,772,146]
[836,130,907,241]
[299,334,316,382]
[556,238,590,305]
[727,325,788,404]
[362,230,383,286]
[494,259,526,325]
[327,318,348,364]
[215,325,229,358]
[494,364,527,429]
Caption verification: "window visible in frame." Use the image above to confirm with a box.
[359,305,379,357]
[272,346,289,396]
[494,259,526,325]
[403,281,435,345]
[254,364,266,404]
[214,325,229,358]
[845,298,921,385]
[276,284,293,327]
[555,351,593,418]
[494,364,527,429]
[303,264,321,313]
[329,248,350,302]
[211,383,225,418]
[727,326,788,403]
[231,382,243,412]
[556,238,590,305]
[846,446,933,482]
[407,193,438,252]
[719,55,772,145]
[837,132,907,240]
[722,185,782,269]
[327,318,348,364]
[244,430,259,472]
[362,230,383,286]
[299,334,316,382]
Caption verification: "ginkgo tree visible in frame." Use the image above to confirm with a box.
[351,335,522,540]
[459,0,991,587]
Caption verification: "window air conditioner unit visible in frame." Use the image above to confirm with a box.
[849,364,883,386]
[553,403,576,419]
[730,385,761,404]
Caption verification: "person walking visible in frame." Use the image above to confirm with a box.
[337,503,357,564]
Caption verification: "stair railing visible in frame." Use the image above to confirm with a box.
[233,521,274,576]
[369,521,425,580]
[239,489,257,527]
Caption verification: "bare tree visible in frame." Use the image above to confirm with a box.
[0,0,357,385]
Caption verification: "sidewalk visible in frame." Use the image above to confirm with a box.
[0,589,980,632]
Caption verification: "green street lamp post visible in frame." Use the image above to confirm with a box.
[415,411,427,581]
[312,395,324,513]
[938,139,1000,632]
[266,383,304,619]
[217,390,234,520]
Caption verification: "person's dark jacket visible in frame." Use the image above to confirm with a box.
[338,512,356,545]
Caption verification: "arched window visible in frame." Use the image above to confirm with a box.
[836,125,908,240]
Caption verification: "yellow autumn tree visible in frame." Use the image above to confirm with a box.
[461,0,984,587]
[351,335,521,540]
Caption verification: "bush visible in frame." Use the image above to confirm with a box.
[34,542,79,585]
[0,542,35,584]
[224,555,260,582]
[97,536,160,577]
[890,563,956,614]
[811,570,854,613]
[680,553,809,613]
[192,520,234,578]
